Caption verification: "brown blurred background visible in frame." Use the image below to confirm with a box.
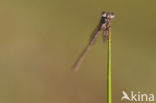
[0,0,156,103]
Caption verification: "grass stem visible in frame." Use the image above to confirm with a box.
[107,25,112,103]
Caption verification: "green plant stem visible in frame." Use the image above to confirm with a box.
[107,25,112,103]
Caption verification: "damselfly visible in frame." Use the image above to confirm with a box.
[73,11,115,72]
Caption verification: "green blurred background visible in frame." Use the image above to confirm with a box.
[0,0,156,103]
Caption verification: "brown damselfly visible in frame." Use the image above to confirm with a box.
[72,11,115,72]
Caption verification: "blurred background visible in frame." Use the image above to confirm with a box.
[0,0,156,103]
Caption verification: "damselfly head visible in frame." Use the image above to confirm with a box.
[107,13,115,19]
[101,11,107,17]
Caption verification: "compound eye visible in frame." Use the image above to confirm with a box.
[109,13,115,19]
[101,11,107,17]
